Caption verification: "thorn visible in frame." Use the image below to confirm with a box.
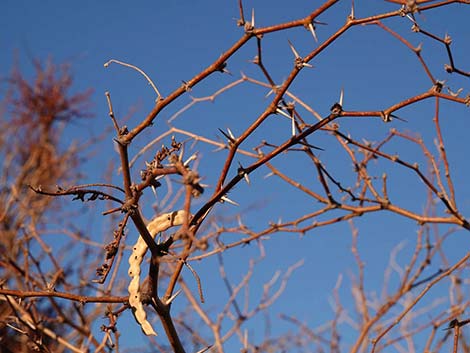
[308,22,318,43]
[299,141,324,151]
[226,127,235,140]
[178,143,185,162]
[275,107,292,120]
[249,55,259,65]
[218,128,236,144]
[390,113,407,122]
[183,153,197,167]
[302,62,313,68]
[238,162,250,185]
[339,87,344,107]
[251,8,255,28]
[266,85,281,97]
[291,115,296,136]
[217,62,231,75]
[414,42,423,54]
[151,185,157,198]
[264,172,274,179]
[237,215,244,228]
[265,82,283,97]
[287,40,301,59]
[405,13,415,23]
[381,111,407,123]
[165,289,182,305]
[244,173,250,185]
[220,195,239,206]
[196,345,213,353]
[212,145,226,152]
[349,0,355,19]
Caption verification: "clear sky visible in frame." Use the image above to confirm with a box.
[3,1,470,352]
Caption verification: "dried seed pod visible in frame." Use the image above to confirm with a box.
[128,210,187,335]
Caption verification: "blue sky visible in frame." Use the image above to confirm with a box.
[3,1,470,352]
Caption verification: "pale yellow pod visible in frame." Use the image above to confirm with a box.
[127,210,188,336]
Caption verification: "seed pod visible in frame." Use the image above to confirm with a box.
[128,210,187,335]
